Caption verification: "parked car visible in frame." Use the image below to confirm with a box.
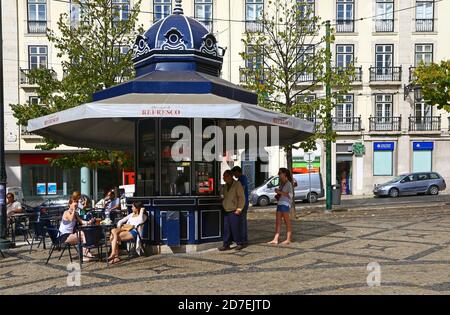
[250,173,324,207]
[23,197,70,217]
[373,172,446,198]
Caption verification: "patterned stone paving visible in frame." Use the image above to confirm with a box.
[1,206,450,295]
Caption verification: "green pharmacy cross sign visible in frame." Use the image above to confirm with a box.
[353,142,366,157]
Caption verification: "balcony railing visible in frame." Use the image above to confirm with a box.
[409,66,417,82]
[409,116,441,131]
[28,21,47,34]
[369,116,401,131]
[336,20,354,33]
[415,19,434,32]
[369,66,402,82]
[245,21,263,32]
[239,67,269,83]
[20,68,57,85]
[375,19,394,32]
[297,73,315,83]
[332,66,362,82]
[332,117,362,131]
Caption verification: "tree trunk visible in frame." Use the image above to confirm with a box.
[286,147,297,219]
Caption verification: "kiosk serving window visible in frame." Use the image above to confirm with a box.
[161,118,191,196]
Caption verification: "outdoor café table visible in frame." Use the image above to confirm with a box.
[76,223,115,266]
[9,213,32,244]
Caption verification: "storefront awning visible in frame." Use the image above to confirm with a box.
[27,93,314,151]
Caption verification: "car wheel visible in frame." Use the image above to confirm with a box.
[306,192,318,203]
[257,196,270,207]
[428,185,439,195]
[389,188,399,198]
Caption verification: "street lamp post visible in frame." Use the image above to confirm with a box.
[0,0,13,249]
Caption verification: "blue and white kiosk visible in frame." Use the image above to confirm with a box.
[28,0,314,253]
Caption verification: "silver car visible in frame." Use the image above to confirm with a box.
[373,172,446,198]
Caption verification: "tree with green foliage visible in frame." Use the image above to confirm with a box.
[11,0,143,168]
[413,60,450,112]
[240,0,354,176]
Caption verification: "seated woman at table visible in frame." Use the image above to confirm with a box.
[59,198,95,261]
[108,201,147,264]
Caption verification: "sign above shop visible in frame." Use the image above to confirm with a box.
[413,142,434,151]
[374,142,395,151]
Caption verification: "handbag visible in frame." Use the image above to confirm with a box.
[122,224,135,231]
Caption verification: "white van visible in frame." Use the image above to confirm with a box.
[250,173,324,206]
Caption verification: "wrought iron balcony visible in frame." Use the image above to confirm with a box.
[375,19,394,32]
[415,19,434,32]
[28,20,47,34]
[369,116,401,131]
[245,21,263,32]
[409,116,441,131]
[369,66,402,82]
[332,117,362,132]
[20,68,57,85]
[332,66,362,82]
[336,19,354,33]
[239,67,269,83]
[296,73,315,83]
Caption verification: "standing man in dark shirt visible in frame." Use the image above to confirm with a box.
[232,166,249,246]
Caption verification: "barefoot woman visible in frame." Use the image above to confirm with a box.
[268,168,293,245]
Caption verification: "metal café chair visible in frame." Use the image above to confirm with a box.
[0,249,4,258]
[122,214,149,260]
[44,227,76,265]
[29,218,51,253]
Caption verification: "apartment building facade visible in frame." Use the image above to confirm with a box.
[2,0,450,198]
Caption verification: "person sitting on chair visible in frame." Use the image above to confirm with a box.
[6,193,23,218]
[108,201,146,264]
[59,198,95,262]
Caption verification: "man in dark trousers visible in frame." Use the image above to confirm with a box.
[231,166,249,246]
[218,170,245,251]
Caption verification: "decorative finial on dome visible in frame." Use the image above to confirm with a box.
[173,0,183,15]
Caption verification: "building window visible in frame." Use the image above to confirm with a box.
[27,0,47,34]
[336,0,354,32]
[154,0,172,22]
[373,143,394,176]
[375,44,393,78]
[336,44,354,68]
[375,0,394,32]
[195,0,213,32]
[297,45,315,82]
[245,0,264,32]
[29,96,41,105]
[298,0,315,20]
[414,89,432,118]
[375,94,392,119]
[297,94,317,122]
[112,0,129,27]
[70,0,86,26]
[335,94,354,121]
[415,44,433,66]
[29,46,48,69]
[245,45,264,70]
[416,0,434,32]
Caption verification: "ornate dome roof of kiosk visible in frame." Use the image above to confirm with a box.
[132,0,225,77]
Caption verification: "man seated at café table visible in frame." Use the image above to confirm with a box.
[6,193,23,218]
[95,190,121,221]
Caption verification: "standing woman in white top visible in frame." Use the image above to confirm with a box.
[268,168,294,245]
[59,198,95,261]
[108,201,146,264]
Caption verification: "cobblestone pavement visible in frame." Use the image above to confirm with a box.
[1,206,450,295]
